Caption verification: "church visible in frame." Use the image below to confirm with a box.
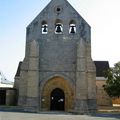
[13,0,111,113]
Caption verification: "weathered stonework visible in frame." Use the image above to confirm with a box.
[14,0,97,114]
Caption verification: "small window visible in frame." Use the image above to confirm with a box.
[57,7,61,12]
[69,20,76,34]
[42,21,48,34]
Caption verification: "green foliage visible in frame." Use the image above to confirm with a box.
[103,62,120,98]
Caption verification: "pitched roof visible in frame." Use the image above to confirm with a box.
[94,61,109,77]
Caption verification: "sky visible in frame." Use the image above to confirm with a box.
[0,0,120,81]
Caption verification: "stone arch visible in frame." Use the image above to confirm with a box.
[42,20,47,25]
[55,19,63,24]
[69,20,76,25]
[41,76,75,112]
[40,74,75,88]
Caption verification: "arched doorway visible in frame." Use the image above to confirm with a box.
[41,76,74,111]
[50,88,65,111]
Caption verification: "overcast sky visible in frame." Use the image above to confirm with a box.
[0,0,120,81]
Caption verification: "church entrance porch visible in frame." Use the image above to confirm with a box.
[50,88,65,111]
[41,76,74,112]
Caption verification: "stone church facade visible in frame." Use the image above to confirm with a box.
[14,0,97,113]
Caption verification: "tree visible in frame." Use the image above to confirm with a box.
[103,62,120,98]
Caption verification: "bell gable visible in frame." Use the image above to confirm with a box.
[26,0,90,41]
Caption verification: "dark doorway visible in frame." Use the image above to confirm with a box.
[50,88,65,111]
[0,90,6,105]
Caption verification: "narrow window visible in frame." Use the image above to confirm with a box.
[42,21,48,34]
[69,20,76,34]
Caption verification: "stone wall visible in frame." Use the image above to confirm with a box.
[96,79,112,106]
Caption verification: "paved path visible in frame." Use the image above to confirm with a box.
[0,112,120,120]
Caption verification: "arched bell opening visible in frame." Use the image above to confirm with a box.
[69,20,76,34]
[55,19,63,34]
[50,88,65,111]
[41,21,48,34]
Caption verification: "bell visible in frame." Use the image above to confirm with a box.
[43,25,47,32]
[70,26,75,33]
[56,24,62,33]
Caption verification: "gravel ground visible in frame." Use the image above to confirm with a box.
[0,112,120,120]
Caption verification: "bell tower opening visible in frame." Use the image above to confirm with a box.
[50,88,65,111]
[42,21,48,34]
[69,20,76,34]
[55,19,63,34]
